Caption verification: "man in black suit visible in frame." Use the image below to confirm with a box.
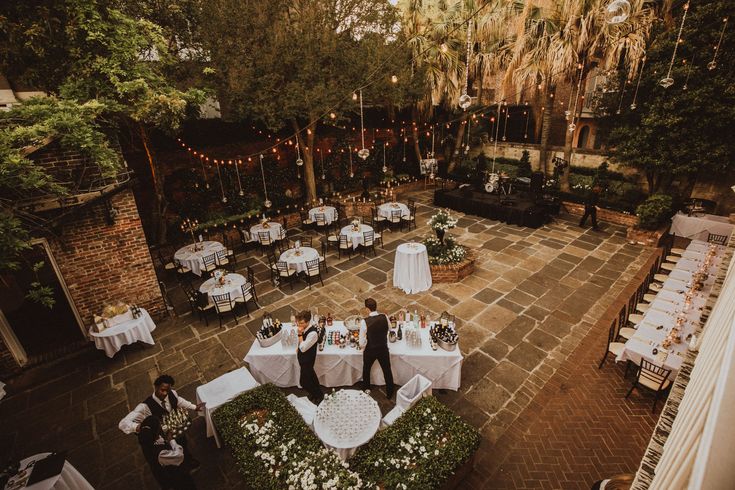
[359,298,395,398]
[579,186,601,231]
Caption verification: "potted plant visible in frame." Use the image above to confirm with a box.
[427,209,457,244]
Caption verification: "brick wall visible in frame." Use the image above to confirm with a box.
[430,254,476,283]
[47,188,164,326]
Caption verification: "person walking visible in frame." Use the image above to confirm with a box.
[580,186,601,231]
[295,310,324,404]
[359,298,395,398]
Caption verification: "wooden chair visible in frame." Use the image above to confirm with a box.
[305,258,324,289]
[707,232,728,245]
[183,284,213,326]
[298,236,313,248]
[626,359,672,412]
[222,233,237,264]
[362,230,377,257]
[371,207,387,233]
[258,231,275,255]
[275,261,297,290]
[246,266,259,304]
[174,259,191,278]
[388,209,402,230]
[319,241,329,273]
[235,282,259,316]
[599,318,627,371]
[201,252,217,276]
[211,292,238,328]
[215,248,231,270]
[157,248,177,273]
[337,234,353,259]
[401,203,416,231]
[617,305,637,341]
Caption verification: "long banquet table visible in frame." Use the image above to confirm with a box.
[617,239,723,378]
[670,212,734,241]
[244,321,463,391]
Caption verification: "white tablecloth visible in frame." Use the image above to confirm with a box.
[618,240,723,377]
[88,309,156,358]
[6,453,94,490]
[670,212,733,241]
[340,224,373,249]
[250,222,283,243]
[378,202,409,219]
[279,247,319,274]
[199,273,248,305]
[195,368,260,448]
[313,390,381,460]
[244,322,463,390]
[393,243,432,294]
[309,206,338,225]
[174,241,224,276]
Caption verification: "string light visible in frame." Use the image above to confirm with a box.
[358,90,369,159]
[708,17,729,70]
[630,56,646,109]
[683,55,695,90]
[235,159,244,196]
[661,3,689,88]
[259,154,271,208]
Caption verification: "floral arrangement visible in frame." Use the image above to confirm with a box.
[351,396,480,489]
[423,235,467,265]
[426,209,457,232]
[214,385,480,490]
[351,218,360,229]
[162,407,191,438]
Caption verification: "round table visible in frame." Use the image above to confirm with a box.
[250,222,283,243]
[200,273,248,304]
[393,243,432,294]
[279,247,319,274]
[174,241,224,276]
[378,202,409,219]
[309,206,338,225]
[88,308,156,358]
[340,224,373,249]
[313,389,381,461]
[5,452,94,490]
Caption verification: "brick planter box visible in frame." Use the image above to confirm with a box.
[562,201,637,227]
[430,253,476,283]
[626,223,671,247]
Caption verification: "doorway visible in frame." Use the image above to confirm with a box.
[0,240,85,365]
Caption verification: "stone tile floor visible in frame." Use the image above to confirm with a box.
[0,189,662,489]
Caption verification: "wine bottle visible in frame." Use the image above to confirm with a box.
[397,322,403,341]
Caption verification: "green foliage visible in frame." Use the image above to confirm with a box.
[636,194,674,230]
[423,235,467,265]
[517,150,532,178]
[602,0,735,193]
[214,385,480,490]
[351,396,481,489]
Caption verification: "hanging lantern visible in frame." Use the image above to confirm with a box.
[659,77,674,88]
[606,0,631,24]
[568,123,576,132]
[358,148,369,160]
[459,94,472,110]
[630,103,637,110]
[264,199,272,208]
[358,90,370,159]
[382,165,388,173]
[459,21,473,110]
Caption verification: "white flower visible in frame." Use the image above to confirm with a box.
[435,449,440,455]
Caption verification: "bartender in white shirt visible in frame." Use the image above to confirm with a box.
[119,374,204,471]
[295,310,324,404]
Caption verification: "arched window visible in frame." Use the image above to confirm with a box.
[577,125,590,148]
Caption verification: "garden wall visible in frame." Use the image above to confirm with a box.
[562,201,638,227]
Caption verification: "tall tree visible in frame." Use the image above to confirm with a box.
[602,0,735,196]
[202,0,405,202]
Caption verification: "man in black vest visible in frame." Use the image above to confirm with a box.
[119,374,204,470]
[138,415,196,489]
[359,298,395,398]
[579,186,601,231]
[295,310,324,404]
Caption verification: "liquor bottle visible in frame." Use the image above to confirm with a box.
[414,309,418,327]
[389,315,397,329]
[327,312,333,326]
[420,312,426,328]
[397,322,403,341]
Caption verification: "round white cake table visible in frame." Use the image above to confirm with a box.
[174,241,224,276]
[199,273,248,304]
[393,243,432,294]
[313,389,381,460]
[88,308,156,358]
[279,247,319,274]
[340,224,373,249]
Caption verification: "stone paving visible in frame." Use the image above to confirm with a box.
[0,189,659,489]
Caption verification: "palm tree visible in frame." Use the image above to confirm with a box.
[506,0,655,188]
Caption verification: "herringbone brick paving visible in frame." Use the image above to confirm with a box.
[472,299,661,489]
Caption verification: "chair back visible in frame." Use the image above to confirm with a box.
[300,236,313,247]
[211,292,233,312]
[246,266,256,286]
[202,253,217,269]
[276,261,291,275]
[240,282,254,302]
[315,213,327,226]
[617,305,627,333]
[339,234,349,249]
[606,318,617,348]
[258,231,272,245]
[266,249,278,265]
[390,210,402,223]
[363,230,375,246]
[639,359,672,391]
[181,280,196,300]
[239,229,252,244]
[305,258,320,276]
[195,290,209,309]
[215,248,229,265]
[707,233,728,245]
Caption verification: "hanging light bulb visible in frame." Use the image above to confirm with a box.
[660,3,689,89]
[382,165,388,172]
[264,199,272,208]
[630,102,637,110]
[329,112,336,119]
[390,75,398,83]
[322,173,326,180]
[605,0,631,24]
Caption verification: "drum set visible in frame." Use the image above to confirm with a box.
[483,171,513,195]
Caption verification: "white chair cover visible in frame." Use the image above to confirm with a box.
[286,394,317,428]
[381,374,432,427]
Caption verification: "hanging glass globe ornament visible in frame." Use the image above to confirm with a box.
[382,165,388,173]
[564,110,571,119]
[659,77,674,88]
[358,148,370,160]
[222,196,228,203]
[683,84,688,91]
[264,199,272,208]
[349,172,354,178]
[502,136,506,141]
[568,122,576,132]
[630,102,637,110]
[707,60,717,70]
[239,190,245,196]
[459,93,472,110]
[605,0,631,25]
[296,157,304,166]
[321,173,326,180]
[195,182,199,189]
[402,156,406,162]
[205,183,210,190]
